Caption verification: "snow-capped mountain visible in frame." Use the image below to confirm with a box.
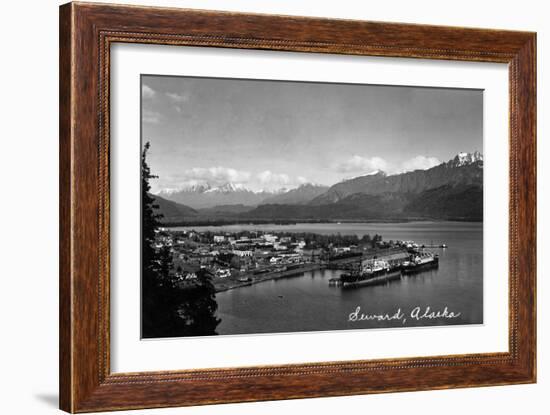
[156,152,483,213]
[243,152,484,222]
[310,152,483,205]
[158,183,211,195]
[157,182,284,209]
[445,151,483,168]
[345,170,387,181]
[204,182,247,193]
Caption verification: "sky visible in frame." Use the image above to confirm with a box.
[141,75,483,193]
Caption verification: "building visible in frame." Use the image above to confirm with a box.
[262,234,278,243]
[273,243,287,251]
[215,268,231,278]
[333,246,351,254]
[176,264,201,280]
[233,249,253,257]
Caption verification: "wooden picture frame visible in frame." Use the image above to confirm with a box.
[59,2,536,412]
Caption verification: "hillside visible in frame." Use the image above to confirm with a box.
[260,183,329,205]
[240,184,482,222]
[403,184,483,221]
[154,152,484,223]
[151,194,198,223]
[310,152,483,205]
[242,193,406,221]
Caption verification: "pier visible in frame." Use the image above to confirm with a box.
[328,242,442,289]
[341,270,402,288]
[214,263,325,293]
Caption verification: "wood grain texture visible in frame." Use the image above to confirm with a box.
[59,2,537,412]
[59,3,73,411]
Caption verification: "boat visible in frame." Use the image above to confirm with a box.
[401,252,439,274]
[328,277,342,286]
[340,259,402,288]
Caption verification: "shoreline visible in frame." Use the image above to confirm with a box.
[165,218,483,228]
[213,248,406,293]
[214,263,326,293]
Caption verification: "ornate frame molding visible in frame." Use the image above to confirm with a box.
[60,2,536,412]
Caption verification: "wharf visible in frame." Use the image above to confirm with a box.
[341,271,402,288]
[214,263,325,293]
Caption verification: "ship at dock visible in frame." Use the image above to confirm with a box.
[334,248,439,288]
[401,251,439,274]
[340,259,402,288]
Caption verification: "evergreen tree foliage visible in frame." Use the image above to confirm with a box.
[141,142,220,338]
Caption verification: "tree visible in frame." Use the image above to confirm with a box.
[176,269,220,336]
[141,142,169,336]
[141,142,220,338]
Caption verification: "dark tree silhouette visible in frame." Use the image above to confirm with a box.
[141,142,220,338]
[176,269,221,336]
[141,142,169,336]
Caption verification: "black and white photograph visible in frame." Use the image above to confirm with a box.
[140,74,484,339]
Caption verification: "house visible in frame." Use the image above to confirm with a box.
[215,268,231,278]
[233,249,253,257]
[176,264,201,280]
[302,248,323,261]
[333,246,351,254]
[262,234,278,243]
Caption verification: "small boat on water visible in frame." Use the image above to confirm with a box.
[401,252,439,274]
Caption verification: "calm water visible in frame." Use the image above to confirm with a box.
[175,222,483,335]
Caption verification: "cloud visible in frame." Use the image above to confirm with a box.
[142,109,161,124]
[165,92,190,103]
[182,166,251,184]
[297,176,309,184]
[399,155,441,172]
[142,84,155,99]
[333,154,442,175]
[334,155,389,173]
[257,170,292,187]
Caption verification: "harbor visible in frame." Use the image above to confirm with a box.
[328,246,441,288]
[214,243,441,293]
[213,221,482,335]
[158,223,451,294]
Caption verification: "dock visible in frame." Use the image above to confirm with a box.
[214,263,325,293]
[341,270,402,288]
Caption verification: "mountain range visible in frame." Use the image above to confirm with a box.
[152,151,483,223]
[158,182,329,209]
[157,182,285,209]
[310,151,482,205]
[260,183,329,205]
